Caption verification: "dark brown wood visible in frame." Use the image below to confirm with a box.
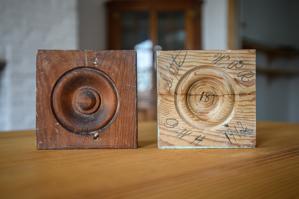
[106,0,202,11]
[36,50,137,149]
[227,0,238,49]
[150,10,157,45]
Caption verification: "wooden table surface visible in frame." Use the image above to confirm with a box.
[0,122,298,199]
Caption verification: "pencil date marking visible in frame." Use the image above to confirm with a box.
[160,51,187,92]
[223,122,254,144]
[212,53,255,83]
[163,118,205,145]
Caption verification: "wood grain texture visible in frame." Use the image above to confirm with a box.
[157,50,256,148]
[36,50,137,149]
[0,122,298,199]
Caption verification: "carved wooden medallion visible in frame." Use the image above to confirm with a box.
[36,50,137,149]
[157,50,256,148]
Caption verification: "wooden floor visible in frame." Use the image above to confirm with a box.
[0,121,298,199]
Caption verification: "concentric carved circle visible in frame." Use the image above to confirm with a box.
[175,66,235,128]
[51,67,119,134]
[72,87,101,115]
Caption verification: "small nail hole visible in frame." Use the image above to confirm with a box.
[93,132,99,140]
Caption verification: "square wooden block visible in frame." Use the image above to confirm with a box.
[157,50,256,148]
[36,50,137,149]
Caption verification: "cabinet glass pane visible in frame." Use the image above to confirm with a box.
[158,12,185,50]
[121,12,150,49]
[120,11,153,110]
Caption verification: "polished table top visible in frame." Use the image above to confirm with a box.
[0,121,298,199]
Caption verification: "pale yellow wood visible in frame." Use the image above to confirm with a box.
[0,122,298,199]
[157,50,256,148]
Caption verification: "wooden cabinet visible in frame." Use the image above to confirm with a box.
[106,0,202,50]
[106,0,202,121]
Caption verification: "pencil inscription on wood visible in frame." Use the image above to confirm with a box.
[36,50,137,149]
[157,50,256,148]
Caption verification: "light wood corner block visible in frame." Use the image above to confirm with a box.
[157,50,256,149]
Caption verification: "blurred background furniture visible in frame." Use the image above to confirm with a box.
[243,39,299,79]
[106,0,202,121]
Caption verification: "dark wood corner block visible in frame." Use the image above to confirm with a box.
[36,50,137,149]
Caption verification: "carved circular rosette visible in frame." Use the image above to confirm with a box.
[175,66,236,128]
[51,67,119,135]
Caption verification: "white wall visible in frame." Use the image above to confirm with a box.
[202,0,228,49]
[0,0,78,130]
[78,0,108,50]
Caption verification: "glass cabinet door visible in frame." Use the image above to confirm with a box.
[107,0,202,121]
[157,12,186,50]
[120,11,153,90]
[121,12,150,49]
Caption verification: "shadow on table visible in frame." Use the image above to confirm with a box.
[138,121,157,148]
